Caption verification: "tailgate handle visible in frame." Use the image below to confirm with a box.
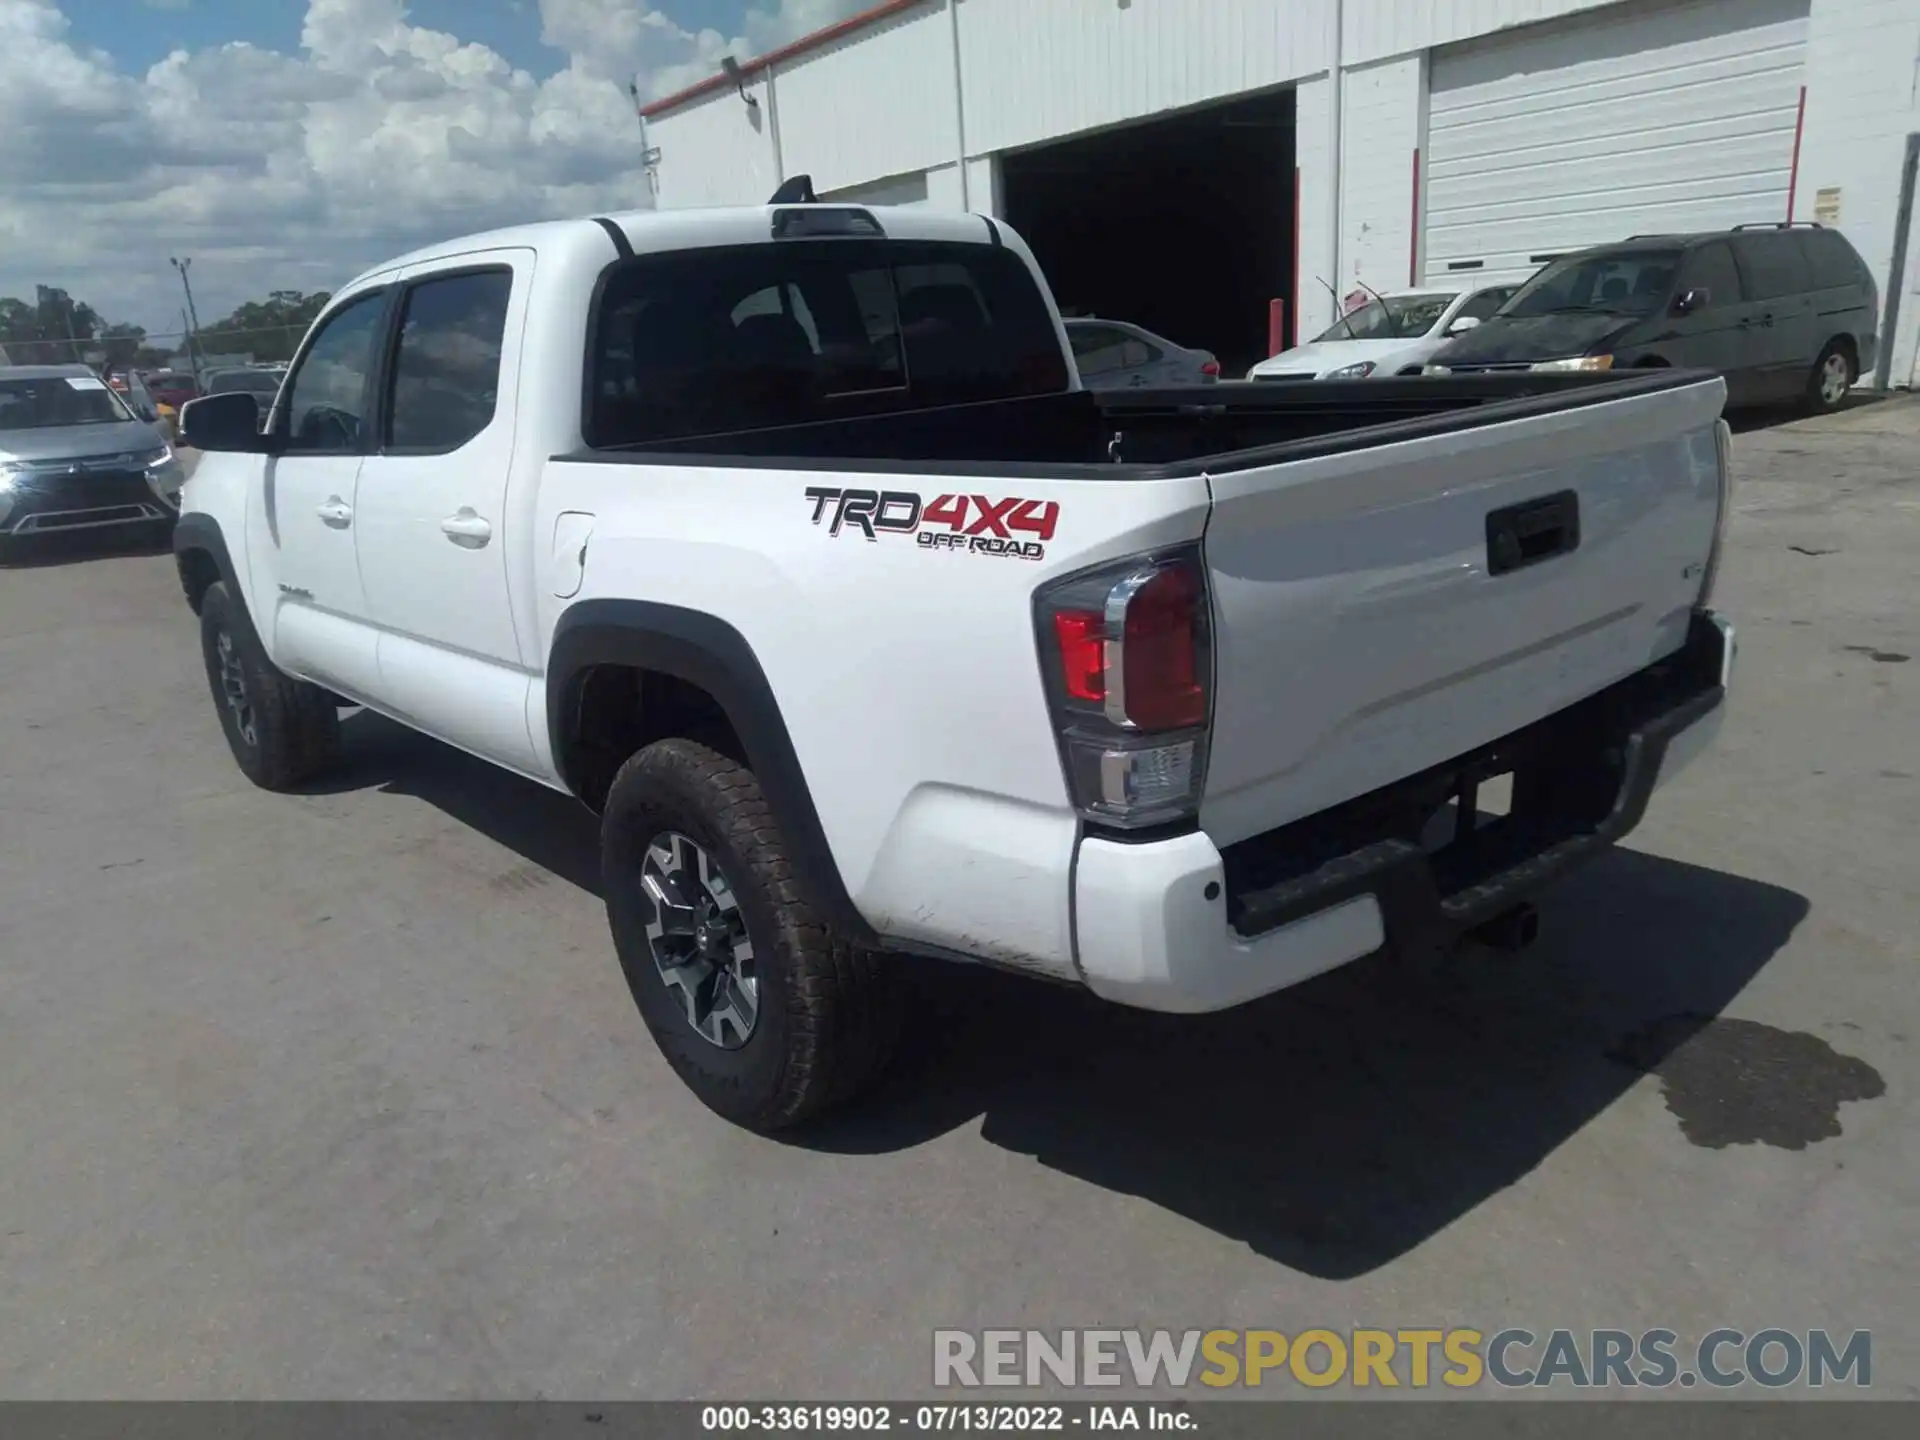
[1486,490,1580,576]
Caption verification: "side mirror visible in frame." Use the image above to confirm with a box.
[180,392,276,453]
[1672,287,1709,315]
[1446,315,1482,336]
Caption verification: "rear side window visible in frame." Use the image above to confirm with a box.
[1070,324,1155,377]
[1795,229,1869,290]
[1456,287,1514,322]
[586,240,1070,447]
[1733,232,1813,300]
[385,269,512,452]
[1678,242,1743,308]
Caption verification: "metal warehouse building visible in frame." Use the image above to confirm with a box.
[640,0,1920,385]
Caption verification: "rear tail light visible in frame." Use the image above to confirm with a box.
[1034,547,1213,829]
[1200,358,1221,379]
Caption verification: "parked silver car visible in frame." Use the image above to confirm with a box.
[0,364,184,555]
[1064,318,1220,389]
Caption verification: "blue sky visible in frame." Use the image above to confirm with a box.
[2,0,863,336]
[65,0,766,79]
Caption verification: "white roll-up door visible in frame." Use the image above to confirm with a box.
[1423,0,1810,288]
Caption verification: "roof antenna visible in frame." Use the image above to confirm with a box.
[770,174,816,204]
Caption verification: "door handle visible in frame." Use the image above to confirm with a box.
[440,508,493,547]
[315,497,352,528]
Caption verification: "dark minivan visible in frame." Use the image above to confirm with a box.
[1427,223,1879,412]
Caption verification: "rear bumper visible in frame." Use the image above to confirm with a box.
[1072,610,1734,1013]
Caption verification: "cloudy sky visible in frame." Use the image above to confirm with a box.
[1,0,869,340]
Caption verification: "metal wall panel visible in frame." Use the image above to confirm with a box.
[651,74,781,209]
[1344,0,1627,66]
[958,0,1333,159]
[1793,0,1920,387]
[1425,0,1811,285]
[774,4,959,192]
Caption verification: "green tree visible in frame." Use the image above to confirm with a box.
[198,290,332,363]
[98,322,150,373]
[0,286,103,365]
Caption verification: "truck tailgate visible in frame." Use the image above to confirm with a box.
[1199,375,1726,848]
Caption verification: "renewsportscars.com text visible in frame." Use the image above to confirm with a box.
[932,1328,1871,1391]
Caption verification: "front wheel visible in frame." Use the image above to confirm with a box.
[1806,341,1854,413]
[198,581,340,790]
[602,738,902,1132]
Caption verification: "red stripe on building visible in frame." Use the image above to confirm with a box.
[640,0,926,118]
[1786,85,1807,221]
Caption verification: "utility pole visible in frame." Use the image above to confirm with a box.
[170,257,204,378]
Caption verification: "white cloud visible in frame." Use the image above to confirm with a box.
[0,0,872,341]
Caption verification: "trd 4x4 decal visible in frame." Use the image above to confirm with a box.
[804,487,1058,561]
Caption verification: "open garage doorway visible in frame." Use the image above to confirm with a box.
[999,87,1295,380]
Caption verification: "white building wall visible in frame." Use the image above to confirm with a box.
[1343,0,1631,63]
[925,163,964,210]
[1793,0,1920,387]
[965,154,1000,215]
[1295,77,1335,344]
[649,72,779,210]
[1338,55,1425,301]
[772,5,958,193]
[957,0,1333,158]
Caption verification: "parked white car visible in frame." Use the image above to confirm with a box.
[1247,284,1518,381]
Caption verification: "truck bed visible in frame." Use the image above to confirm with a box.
[571,370,1705,478]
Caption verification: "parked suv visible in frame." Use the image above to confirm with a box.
[0,364,184,555]
[1425,223,1879,412]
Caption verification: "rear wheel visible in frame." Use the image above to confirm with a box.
[1806,341,1854,413]
[602,737,901,1132]
[198,581,340,790]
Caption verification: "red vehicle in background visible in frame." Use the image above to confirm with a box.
[144,371,200,411]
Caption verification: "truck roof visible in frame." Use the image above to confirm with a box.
[341,203,1007,298]
[0,363,97,380]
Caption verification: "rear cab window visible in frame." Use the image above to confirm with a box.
[385,269,513,452]
[585,239,1070,448]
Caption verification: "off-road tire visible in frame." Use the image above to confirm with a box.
[1805,340,1855,414]
[602,737,902,1132]
[198,580,341,790]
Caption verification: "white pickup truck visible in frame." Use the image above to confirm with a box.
[174,195,1736,1132]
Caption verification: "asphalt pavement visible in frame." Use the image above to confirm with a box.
[0,400,1914,1399]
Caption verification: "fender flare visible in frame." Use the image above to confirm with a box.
[172,512,240,614]
[547,598,877,947]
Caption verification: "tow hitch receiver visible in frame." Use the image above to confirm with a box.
[1470,902,1540,953]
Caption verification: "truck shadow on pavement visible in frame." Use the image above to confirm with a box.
[803,849,1808,1279]
[328,714,1807,1279]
